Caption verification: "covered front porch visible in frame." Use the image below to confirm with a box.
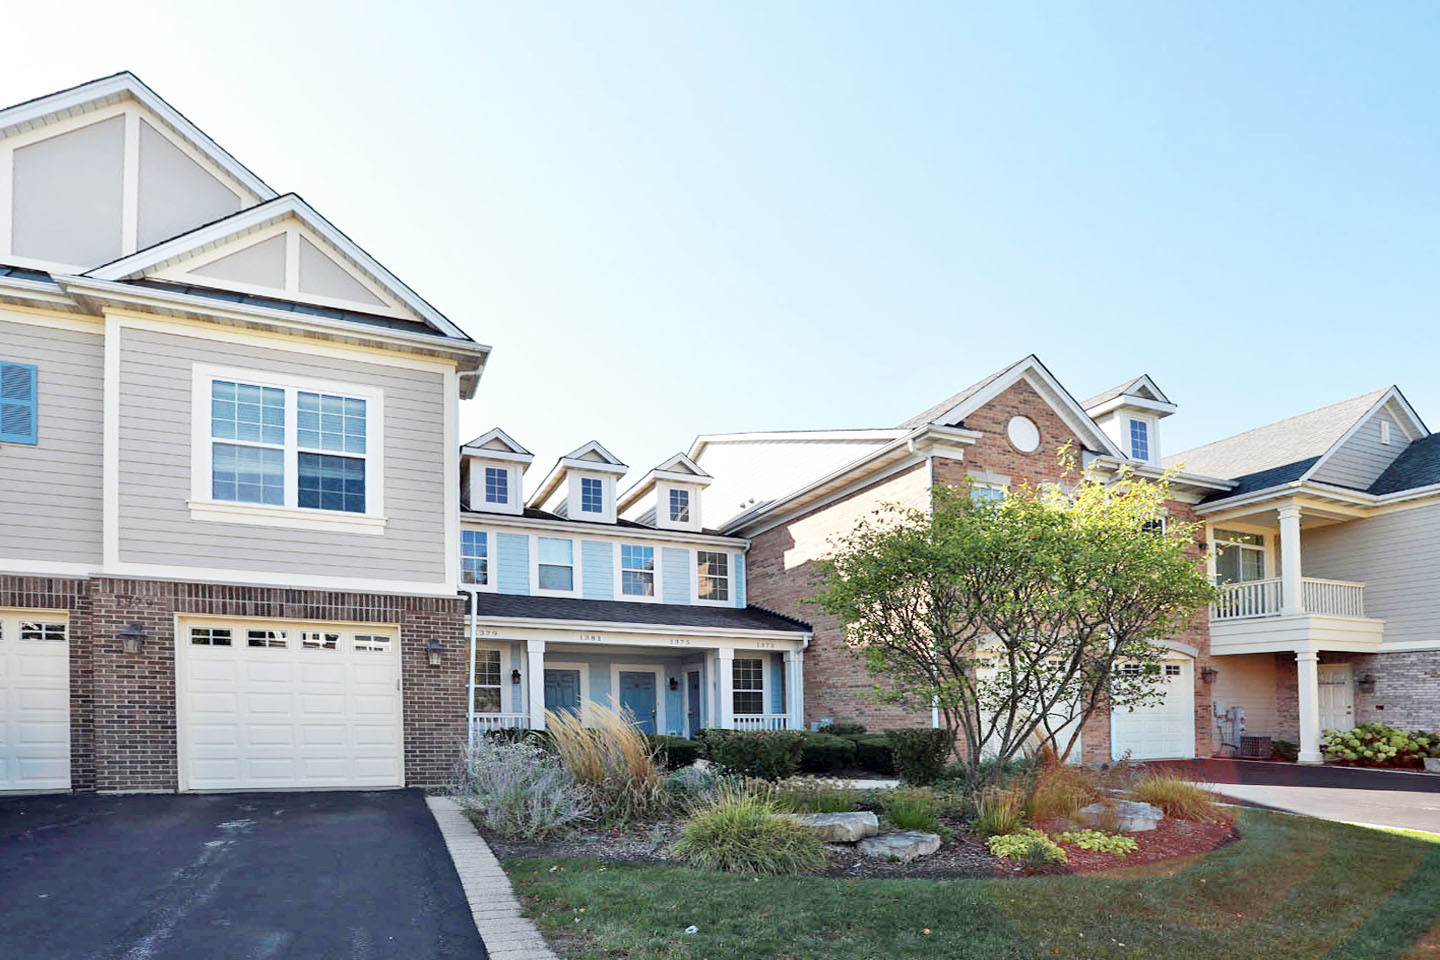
[465,622,807,743]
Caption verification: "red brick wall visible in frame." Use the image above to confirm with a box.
[3,574,467,792]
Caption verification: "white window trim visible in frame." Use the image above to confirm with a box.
[692,549,735,608]
[482,464,513,507]
[614,542,663,603]
[472,643,513,715]
[1128,415,1157,465]
[1213,527,1268,583]
[531,534,581,597]
[188,363,386,533]
[566,471,616,524]
[542,660,592,714]
[609,662,667,733]
[460,526,498,593]
[732,654,768,717]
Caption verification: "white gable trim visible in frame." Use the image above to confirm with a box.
[1300,386,1429,485]
[462,427,535,463]
[85,194,469,341]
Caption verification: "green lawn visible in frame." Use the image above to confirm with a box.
[504,810,1440,960]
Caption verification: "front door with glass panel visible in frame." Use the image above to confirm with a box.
[545,669,582,716]
[618,671,658,734]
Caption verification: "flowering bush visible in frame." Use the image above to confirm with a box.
[986,828,1067,864]
[452,737,591,840]
[1322,723,1440,768]
[1055,829,1139,856]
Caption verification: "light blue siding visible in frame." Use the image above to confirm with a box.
[734,553,746,607]
[581,540,614,600]
[662,547,690,604]
[770,652,785,714]
[497,532,530,595]
[665,674,683,732]
[510,641,524,712]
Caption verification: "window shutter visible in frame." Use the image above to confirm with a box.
[0,362,37,444]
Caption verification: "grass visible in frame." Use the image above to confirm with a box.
[505,810,1440,960]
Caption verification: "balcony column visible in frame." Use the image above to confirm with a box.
[784,649,805,730]
[526,639,547,731]
[716,647,735,730]
[1295,649,1323,763]
[1203,523,1217,581]
[1277,503,1303,616]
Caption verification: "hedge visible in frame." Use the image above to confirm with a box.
[849,734,896,775]
[798,732,857,772]
[646,734,703,770]
[884,728,952,785]
[701,730,804,780]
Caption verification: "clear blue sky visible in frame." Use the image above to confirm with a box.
[6,2,1439,487]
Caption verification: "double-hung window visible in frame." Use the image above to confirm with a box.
[537,537,575,592]
[696,551,730,602]
[733,657,765,715]
[473,649,503,713]
[1129,419,1150,461]
[484,467,509,505]
[461,530,489,585]
[620,544,655,597]
[580,477,604,514]
[0,361,39,445]
[669,489,690,523]
[971,484,1006,504]
[296,391,367,512]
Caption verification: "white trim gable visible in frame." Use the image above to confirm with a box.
[1301,387,1428,485]
[530,440,630,512]
[462,427,534,463]
[462,428,534,517]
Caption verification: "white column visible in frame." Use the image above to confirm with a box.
[784,649,804,730]
[526,639,547,731]
[716,648,735,730]
[1203,523,1217,581]
[1296,650,1322,763]
[1278,503,1303,616]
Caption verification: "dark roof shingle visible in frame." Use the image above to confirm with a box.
[473,594,811,633]
[1369,434,1440,495]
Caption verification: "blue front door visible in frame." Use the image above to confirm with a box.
[544,669,582,716]
[686,671,702,737]
[618,671,658,734]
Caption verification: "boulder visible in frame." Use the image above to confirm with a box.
[1077,800,1163,832]
[1424,758,1440,774]
[775,811,879,842]
[858,830,942,862]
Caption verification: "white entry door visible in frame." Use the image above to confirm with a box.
[0,614,70,792]
[1111,659,1196,760]
[176,619,403,792]
[1318,663,1355,733]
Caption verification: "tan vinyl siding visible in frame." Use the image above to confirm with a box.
[0,313,103,565]
[1211,653,1279,737]
[1303,504,1440,648]
[1310,406,1407,490]
[116,325,447,582]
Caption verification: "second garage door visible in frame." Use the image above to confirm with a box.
[176,619,403,792]
[1110,659,1196,760]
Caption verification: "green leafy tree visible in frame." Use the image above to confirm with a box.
[809,454,1215,781]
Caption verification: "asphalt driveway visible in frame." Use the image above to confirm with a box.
[1158,758,1440,834]
[0,789,486,960]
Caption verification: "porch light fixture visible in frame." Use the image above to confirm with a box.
[1200,666,1219,684]
[1356,674,1376,694]
[511,669,522,685]
[118,622,146,655]
[668,677,679,691]
[426,637,445,667]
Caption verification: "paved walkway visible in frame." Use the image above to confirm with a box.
[1156,758,1440,834]
[427,797,557,960]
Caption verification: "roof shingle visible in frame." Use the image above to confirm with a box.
[473,594,812,633]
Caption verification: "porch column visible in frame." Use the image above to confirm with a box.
[716,647,735,729]
[1296,649,1323,764]
[784,649,804,730]
[526,639,547,731]
[1203,523,1217,581]
[1278,503,1303,616]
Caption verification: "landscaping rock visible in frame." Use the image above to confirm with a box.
[775,811,879,842]
[857,831,942,863]
[1077,800,1163,832]
[1424,758,1440,774]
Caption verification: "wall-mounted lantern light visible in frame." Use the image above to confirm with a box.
[668,677,680,691]
[511,669,523,685]
[1200,666,1219,684]
[118,622,146,655]
[426,637,445,667]
[1356,674,1376,694]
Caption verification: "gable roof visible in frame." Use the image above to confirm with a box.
[83,193,470,342]
[462,427,534,464]
[1081,374,1174,415]
[529,440,630,509]
[617,452,713,514]
[899,354,1124,458]
[0,71,274,203]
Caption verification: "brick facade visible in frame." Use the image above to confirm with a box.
[2,574,468,792]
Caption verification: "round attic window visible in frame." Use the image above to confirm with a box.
[1007,415,1040,453]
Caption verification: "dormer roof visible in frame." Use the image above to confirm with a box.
[617,452,713,513]
[1082,375,1177,419]
[461,427,535,465]
[528,440,629,508]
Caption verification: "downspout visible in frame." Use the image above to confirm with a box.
[461,585,479,748]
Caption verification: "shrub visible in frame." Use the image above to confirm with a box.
[546,700,667,826]
[664,764,725,806]
[986,828,1066,864]
[798,732,857,772]
[672,786,829,875]
[702,730,804,781]
[1271,740,1300,762]
[819,720,867,736]
[1055,829,1139,856]
[881,787,944,834]
[451,737,590,840]
[971,786,1027,837]
[1131,774,1225,821]
[1322,723,1440,768]
[885,729,952,785]
[773,778,858,814]
[851,734,897,775]
[1026,764,1101,821]
[646,734,702,771]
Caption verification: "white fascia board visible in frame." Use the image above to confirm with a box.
[52,274,489,367]
[1085,456,1233,491]
[1084,395,1179,419]
[0,71,276,202]
[470,616,809,643]
[686,429,906,461]
[616,468,713,514]
[84,194,473,343]
[462,427,534,460]
[559,440,626,467]
[0,274,81,310]
[560,456,628,476]
[463,512,749,549]
[1302,387,1428,484]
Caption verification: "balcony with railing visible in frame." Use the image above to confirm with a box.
[1209,576,1382,655]
[732,714,792,732]
[1210,577,1368,621]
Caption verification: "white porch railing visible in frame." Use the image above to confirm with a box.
[1211,577,1366,621]
[733,714,792,732]
[470,714,531,743]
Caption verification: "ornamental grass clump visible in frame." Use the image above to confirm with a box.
[672,782,828,875]
[772,778,858,814]
[971,785,1027,837]
[1025,764,1101,822]
[881,787,947,834]
[451,737,590,840]
[1131,773,1226,821]
[546,699,667,826]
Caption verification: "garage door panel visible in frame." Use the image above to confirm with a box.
[188,724,240,746]
[299,694,345,715]
[247,758,299,782]
[300,662,347,683]
[189,692,239,714]
[245,661,296,683]
[244,724,296,746]
[300,724,347,746]
[189,660,239,682]
[1,618,71,793]
[244,692,295,715]
[1112,661,1195,760]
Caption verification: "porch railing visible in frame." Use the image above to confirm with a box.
[470,713,531,743]
[1211,577,1366,621]
[733,713,791,732]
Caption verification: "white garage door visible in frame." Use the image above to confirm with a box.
[0,614,70,792]
[176,620,403,792]
[1111,659,1196,760]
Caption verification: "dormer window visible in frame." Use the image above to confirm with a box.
[1129,419,1150,461]
[669,489,691,524]
[484,466,510,505]
[580,477,605,514]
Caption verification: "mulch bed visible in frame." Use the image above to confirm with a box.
[1023,816,1241,876]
